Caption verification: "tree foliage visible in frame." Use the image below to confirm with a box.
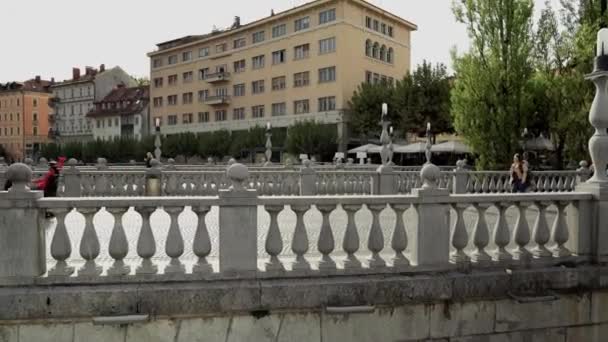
[348,82,397,139]
[285,120,338,160]
[451,0,535,169]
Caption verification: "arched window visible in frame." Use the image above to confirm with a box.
[387,48,394,64]
[372,42,379,59]
[380,45,387,61]
[365,40,372,57]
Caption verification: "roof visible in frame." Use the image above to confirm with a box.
[0,78,53,94]
[87,86,149,118]
[149,0,417,55]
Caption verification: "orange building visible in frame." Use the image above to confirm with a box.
[0,77,53,161]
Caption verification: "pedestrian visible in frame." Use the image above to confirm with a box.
[510,154,528,193]
[34,157,66,198]
[145,152,153,168]
[3,179,11,191]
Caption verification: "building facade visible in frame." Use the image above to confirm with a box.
[49,65,136,143]
[87,85,150,141]
[0,77,53,161]
[147,0,416,147]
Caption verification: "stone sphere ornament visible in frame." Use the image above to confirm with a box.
[227,163,249,191]
[420,163,441,189]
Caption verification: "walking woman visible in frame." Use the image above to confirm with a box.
[510,154,528,193]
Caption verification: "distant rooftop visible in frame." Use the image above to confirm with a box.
[0,77,53,93]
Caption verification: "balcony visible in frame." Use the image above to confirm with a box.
[204,72,231,83]
[204,95,231,106]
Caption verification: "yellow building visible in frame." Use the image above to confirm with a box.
[147,0,417,147]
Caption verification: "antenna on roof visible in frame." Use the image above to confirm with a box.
[271,9,275,16]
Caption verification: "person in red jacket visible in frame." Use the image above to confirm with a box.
[34,156,66,197]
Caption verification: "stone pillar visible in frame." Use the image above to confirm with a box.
[0,163,45,278]
[452,160,469,194]
[218,163,258,274]
[373,165,396,195]
[96,158,108,170]
[410,163,451,267]
[145,159,162,196]
[300,160,316,196]
[62,158,81,197]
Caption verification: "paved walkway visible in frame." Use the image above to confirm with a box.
[45,204,560,273]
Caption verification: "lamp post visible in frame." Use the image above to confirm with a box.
[264,122,272,166]
[425,122,432,164]
[154,118,162,161]
[379,103,391,167]
[388,126,394,166]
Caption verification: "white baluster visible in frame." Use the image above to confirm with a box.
[193,206,213,273]
[481,176,489,193]
[512,203,532,262]
[550,176,558,192]
[342,204,362,269]
[390,203,410,267]
[164,207,185,274]
[136,207,158,274]
[107,207,130,276]
[488,176,496,193]
[470,203,491,264]
[317,204,336,270]
[291,204,311,271]
[48,208,75,276]
[367,204,386,268]
[264,205,285,271]
[450,204,470,265]
[493,203,512,262]
[77,208,102,276]
[551,201,571,257]
[556,176,564,192]
[543,176,551,192]
[531,202,551,258]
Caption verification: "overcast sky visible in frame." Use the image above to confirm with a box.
[1,0,562,82]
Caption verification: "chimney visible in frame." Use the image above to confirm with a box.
[85,66,94,76]
[72,67,80,80]
[35,75,41,82]
[232,16,241,29]
[51,77,55,83]
[100,64,105,72]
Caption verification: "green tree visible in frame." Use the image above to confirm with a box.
[286,121,338,161]
[348,82,396,140]
[451,0,535,169]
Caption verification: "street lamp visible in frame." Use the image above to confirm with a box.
[425,122,432,164]
[154,118,162,161]
[264,121,272,166]
[379,103,391,167]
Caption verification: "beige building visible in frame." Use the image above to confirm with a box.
[147,0,417,147]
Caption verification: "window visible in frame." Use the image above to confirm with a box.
[115,118,119,126]
[168,74,178,86]
[33,113,38,121]
[215,87,228,97]
[198,112,209,122]
[387,48,394,64]
[252,105,265,118]
[373,20,379,31]
[183,71,194,83]
[294,71,310,87]
[252,55,265,69]
[182,113,193,124]
[154,77,163,88]
[380,45,387,61]
[234,59,246,73]
[153,97,163,107]
[373,73,380,84]
[168,115,178,125]
[215,110,227,121]
[216,43,227,53]
[234,84,246,97]
[108,118,112,127]
[198,68,209,80]
[252,31,265,43]
[295,17,310,31]
[381,23,387,35]
[294,44,310,60]
[233,108,245,120]
[319,37,336,54]
[372,42,379,59]
[272,103,286,116]
[365,71,373,84]
[182,92,193,104]
[272,24,287,38]
[168,95,178,106]
[366,16,372,28]
[233,37,246,49]
[388,26,394,37]
[215,64,227,73]
[96,120,101,129]
[33,99,38,107]
[198,90,209,102]
[182,51,192,62]
[252,80,265,94]
[319,66,336,83]
[318,96,336,111]
[294,100,310,114]
[365,40,372,57]
[272,49,286,64]
[199,47,210,58]
[319,8,336,24]
[168,55,178,65]
[272,76,286,91]
[153,58,163,68]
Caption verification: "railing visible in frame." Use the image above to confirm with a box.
[465,170,581,193]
